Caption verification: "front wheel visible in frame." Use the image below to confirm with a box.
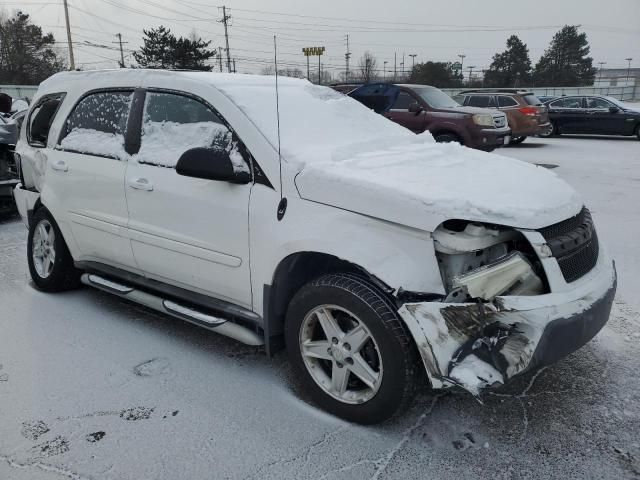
[635,124,640,140]
[510,136,527,144]
[27,207,81,291]
[285,274,418,424]
[434,133,462,145]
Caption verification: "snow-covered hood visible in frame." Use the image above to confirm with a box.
[294,135,582,232]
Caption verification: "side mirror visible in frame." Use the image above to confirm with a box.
[176,147,251,184]
[609,106,620,113]
[408,102,423,114]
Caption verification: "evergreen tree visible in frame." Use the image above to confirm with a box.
[408,62,461,88]
[133,26,215,70]
[0,11,66,84]
[484,35,532,87]
[533,25,596,86]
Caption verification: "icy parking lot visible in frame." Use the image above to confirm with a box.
[1,135,639,480]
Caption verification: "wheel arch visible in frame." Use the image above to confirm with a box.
[262,251,396,355]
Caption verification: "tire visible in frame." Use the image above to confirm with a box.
[285,273,418,424]
[538,122,556,138]
[27,207,81,292]
[510,136,527,144]
[434,133,462,145]
[635,124,640,140]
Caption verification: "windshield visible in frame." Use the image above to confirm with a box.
[604,96,627,108]
[410,86,461,109]
[212,75,416,165]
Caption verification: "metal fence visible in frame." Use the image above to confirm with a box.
[442,85,638,102]
[0,85,39,101]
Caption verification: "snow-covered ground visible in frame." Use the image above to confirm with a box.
[1,135,639,479]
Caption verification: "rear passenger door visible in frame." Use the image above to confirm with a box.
[124,90,253,308]
[547,97,584,133]
[44,90,138,269]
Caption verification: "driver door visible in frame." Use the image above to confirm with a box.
[124,90,253,308]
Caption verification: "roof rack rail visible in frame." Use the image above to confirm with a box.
[460,88,532,94]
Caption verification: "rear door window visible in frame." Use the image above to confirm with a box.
[585,97,613,109]
[549,97,583,109]
[136,91,249,173]
[27,93,65,147]
[467,95,496,108]
[497,96,518,107]
[390,92,415,111]
[58,90,133,159]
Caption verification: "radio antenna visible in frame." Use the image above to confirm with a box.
[274,35,287,220]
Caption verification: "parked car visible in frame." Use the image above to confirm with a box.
[0,96,20,215]
[540,95,640,138]
[335,83,511,151]
[14,70,615,424]
[537,95,558,104]
[455,89,550,144]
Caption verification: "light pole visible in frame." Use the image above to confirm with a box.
[598,62,607,84]
[458,54,465,72]
[409,54,417,75]
[625,57,633,85]
[383,61,388,81]
[467,66,476,86]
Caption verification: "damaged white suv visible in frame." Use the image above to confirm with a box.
[14,70,616,424]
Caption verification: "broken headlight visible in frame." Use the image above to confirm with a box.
[433,221,546,302]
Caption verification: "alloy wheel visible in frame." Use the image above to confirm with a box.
[299,305,383,404]
[32,219,56,278]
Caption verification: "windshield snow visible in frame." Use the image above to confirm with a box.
[211,75,419,165]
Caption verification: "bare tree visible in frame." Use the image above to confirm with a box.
[358,51,377,82]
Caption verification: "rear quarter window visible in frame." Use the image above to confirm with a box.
[26,93,65,147]
[523,94,542,106]
[497,96,518,107]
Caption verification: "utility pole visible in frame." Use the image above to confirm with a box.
[62,0,75,70]
[409,54,417,72]
[219,6,232,73]
[112,33,127,68]
[402,52,405,78]
[458,54,465,77]
[218,47,223,72]
[344,35,351,82]
[232,58,236,73]
[467,66,476,85]
[383,61,388,81]
[393,52,397,82]
[598,62,606,83]
[625,58,633,85]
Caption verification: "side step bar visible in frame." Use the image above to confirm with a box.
[81,274,264,346]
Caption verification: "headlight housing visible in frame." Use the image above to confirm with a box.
[472,114,495,127]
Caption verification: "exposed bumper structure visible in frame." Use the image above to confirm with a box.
[398,249,616,395]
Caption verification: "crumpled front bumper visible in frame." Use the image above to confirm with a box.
[397,248,616,395]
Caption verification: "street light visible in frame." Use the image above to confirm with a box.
[409,54,417,72]
[383,60,388,81]
[597,61,607,83]
[625,57,633,85]
[467,66,476,86]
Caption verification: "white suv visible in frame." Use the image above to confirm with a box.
[14,70,616,424]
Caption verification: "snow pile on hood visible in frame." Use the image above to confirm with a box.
[296,138,582,230]
[211,75,420,166]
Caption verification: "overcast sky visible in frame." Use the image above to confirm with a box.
[8,0,640,79]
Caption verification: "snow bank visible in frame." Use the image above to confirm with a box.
[58,128,127,160]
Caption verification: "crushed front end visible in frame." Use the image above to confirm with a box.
[398,208,616,396]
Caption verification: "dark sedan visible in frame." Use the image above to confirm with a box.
[540,95,640,139]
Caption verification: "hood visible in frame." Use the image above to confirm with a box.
[451,105,501,116]
[294,135,582,232]
[348,83,400,114]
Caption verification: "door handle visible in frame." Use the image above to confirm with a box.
[127,177,153,191]
[50,160,68,172]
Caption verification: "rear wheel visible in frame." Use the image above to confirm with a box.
[434,133,462,145]
[510,136,527,144]
[635,124,640,140]
[285,274,418,424]
[27,207,81,291]
[538,122,556,138]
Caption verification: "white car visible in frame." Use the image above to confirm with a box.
[14,70,616,424]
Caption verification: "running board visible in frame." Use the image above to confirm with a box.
[81,274,264,346]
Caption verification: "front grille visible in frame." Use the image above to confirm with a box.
[493,115,507,128]
[538,207,599,283]
[556,231,599,283]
